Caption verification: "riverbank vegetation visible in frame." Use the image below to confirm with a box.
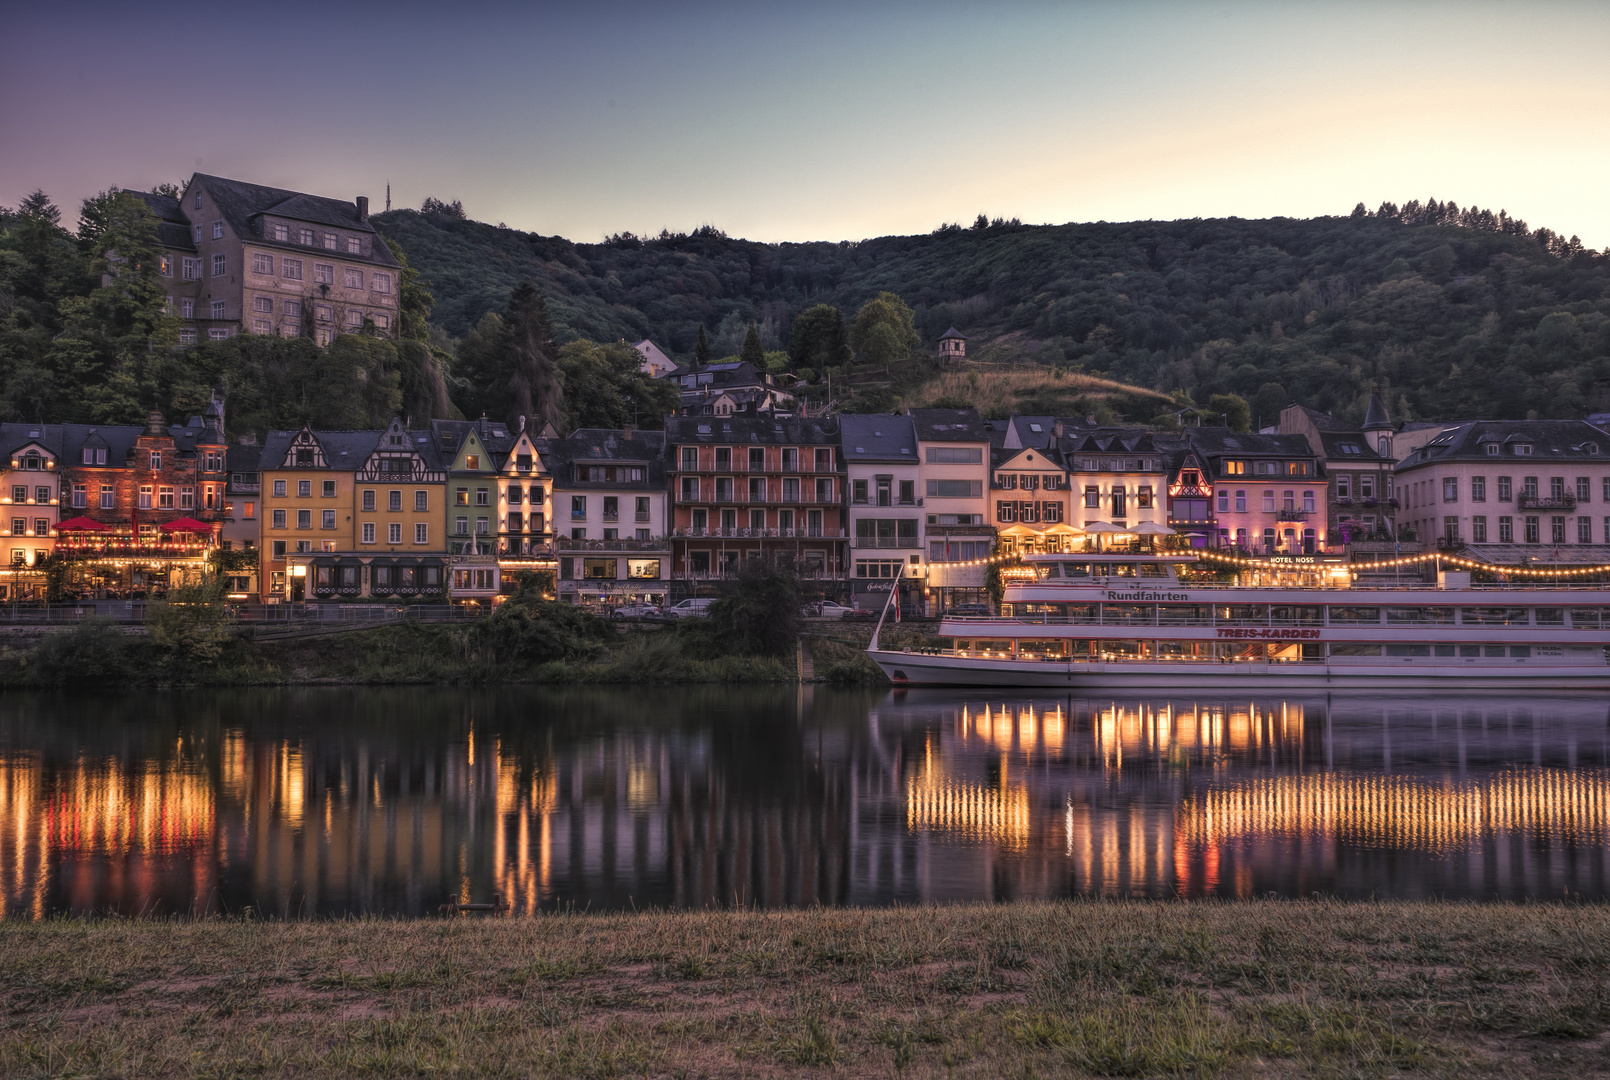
[3,900,1605,1078]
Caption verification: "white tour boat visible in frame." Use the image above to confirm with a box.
[866,552,1610,690]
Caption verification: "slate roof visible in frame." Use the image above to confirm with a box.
[123,190,197,252]
[1362,391,1392,431]
[839,414,917,462]
[548,429,667,489]
[429,418,518,467]
[939,326,966,340]
[188,174,399,268]
[666,415,841,447]
[1396,420,1609,470]
[910,408,993,443]
[1315,431,1388,463]
[259,429,383,470]
[1002,415,1057,450]
[57,424,145,467]
[226,444,262,475]
[0,423,62,459]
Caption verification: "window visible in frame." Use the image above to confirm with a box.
[1336,475,1350,499]
[572,495,586,519]
[925,447,983,464]
[313,304,333,324]
[71,484,85,508]
[1442,477,1458,502]
[293,228,311,246]
[346,237,361,254]
[1551,516,1566,543]
[1282,490,1295,511]
[179,486,193,509]
[415,523,428,544]
[33,518,46,537]
[1471,476,1485,501]
[372,272,391,294]
[1579,516,1592,543]
[475,488,489,506]
[388,490,402,512]
[271,509,287,529]
[1604,477,1610,502]
[1498,476,1512,501]
[1551,476,1565,500]
[1578,477,1591,502]
[926,480,983,498]
[208,328,229,340]
[344,267,364,289]
[274,223,289,242]
[210,300,225,319]
[1513,444,1532,456]
[456,516,469,535]
[322,234,338,250]
[211,253,226,276]
[210,221,223,240]
[321,509,336,530]
[455,488,469,506]
[346,309,364,327]
[296,509,311,529]
[1302,490,1315,513]
[250,295,272,314]
[464,454,481,471]
[1444,516,1459,541]
[1262,490,1276,512]
[179,297,196,319]
[1472,515,1486,543]
[296,480,311,497]
[1523,476,1538,499]
[1216,489,1229,513]
[410,490,426,512]
[1137,485,1154,508]
[251,253,273,275]
[853,480,868,504]
[97,484,113,509]
[282,258,303,281]
[1525,516,1540,543]
[388,523,402,543]
[361,522,375,543]
[1498,515,1513,542]
[181,258,201,281]
[313,263,335,286]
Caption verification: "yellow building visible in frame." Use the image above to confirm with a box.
[348,419,448,600]
[259,426,367,601]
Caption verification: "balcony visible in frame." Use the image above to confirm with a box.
[556,537,668,552]
[675,491,839,505]
[1275,509,1312,522]
[1517,494,1577,511]
[853,537,921,549]
[673,527,846,540]
[674,461,836,474]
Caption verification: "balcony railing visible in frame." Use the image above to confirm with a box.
[673,527,846,539]
[1517,495,1577,511]
[556,538,669,552]
[1275,509,1312,522]
[675,491,839,505]
[673,461,836,474]
[853,537,921,549]
[851,498,922,508]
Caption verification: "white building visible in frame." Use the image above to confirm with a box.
[551,428,671,609]
[912,408,995,612]
[841,414,922,610]
[632,339,678,379]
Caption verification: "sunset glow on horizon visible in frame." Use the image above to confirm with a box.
[4,1,1609,247]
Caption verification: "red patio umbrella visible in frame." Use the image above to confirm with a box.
[158,517,215,532]
[56,516,109,531]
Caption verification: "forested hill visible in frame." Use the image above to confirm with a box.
[374,205,1610,425]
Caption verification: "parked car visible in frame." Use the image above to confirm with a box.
[802,600,855,618]
[610,603,662,620]
[666,598,716,619]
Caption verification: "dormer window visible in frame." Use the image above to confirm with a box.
[294,449,314,466]
[1485,443,1499,455]
[465,454,481,470]
[1513,444,1532,456]
[1587,443,1600,455]
[274,224,289,242]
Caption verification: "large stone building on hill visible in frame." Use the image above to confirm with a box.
[129,174,400,346]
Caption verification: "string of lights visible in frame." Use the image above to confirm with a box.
[1195,549,1610,578]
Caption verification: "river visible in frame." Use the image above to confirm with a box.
[0,686,1606,916]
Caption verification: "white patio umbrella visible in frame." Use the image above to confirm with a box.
[1081,520,1129,551]
[1131,522,1176,535]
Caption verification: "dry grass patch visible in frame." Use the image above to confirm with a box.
[911,365,1172,418]
[2,901,1608,1078]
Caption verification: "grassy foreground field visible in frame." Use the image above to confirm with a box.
[3,903,1607,1079]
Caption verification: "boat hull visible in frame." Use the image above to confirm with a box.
[866,649,1610,691]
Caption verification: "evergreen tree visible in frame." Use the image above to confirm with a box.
[740,320,764,366]
[787,303,851,375]
[506,280,562,433]
[695,324,711,366]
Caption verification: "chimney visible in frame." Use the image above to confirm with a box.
[622,424,633,441]
[147,410,165,436]
[356,196,369,222]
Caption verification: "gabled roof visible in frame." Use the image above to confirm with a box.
[260,428,382,470]
[939,326,966,340]
[1003,415,1056,450]
[840,414,917,462]
[548,429,668,489]
[122,190,197,252]
[226,444,262,473]
[186,173,399,267]
[1316,431,1386,462]
[0,423,62,459]
[430,418,518,467]
[57,424,144,466]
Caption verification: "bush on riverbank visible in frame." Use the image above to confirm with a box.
[5,901,1606,1079]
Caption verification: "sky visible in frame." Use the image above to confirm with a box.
[4,1,1609,248]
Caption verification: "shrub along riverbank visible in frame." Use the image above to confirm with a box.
[0,569,911,687]
[3,900,1606,1078]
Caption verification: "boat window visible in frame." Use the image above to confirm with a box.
[974,639,1014,654]
[1461,607,1529,626]
[1063,604,1098,622]
[1385,606,1454,625]
[1510,645,1531,658]
[1039,563,1059,579]
[1215,604,1269,625]
[1484,645,1507,657]
[1385,644,1432,656]
[1328,607,1381,624]
[1159,604,1212,625]
[1534,608,1565,626]
[953,640,971,651]
[1061,562,1091,578]
[1137,563,1167,579]
[1569,608,1601,629]
[1096,640,1143,658]
[1105,563,1137,577]
[1460,645,1482,657]
[1434,644,1456,656]
[1270,605,1323,626]
[1102,603,1155,625]
[1018,640,1066,658]
[1068,639,1093,656]
[1330,643,1381,656]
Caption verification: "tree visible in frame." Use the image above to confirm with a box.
[1252,383,1287,428]
[555,339,678,431]
[506,280,562,432]
[1206,392,1252,433]
[787,304,851,375]
[694,324,711,366]
[849,291,920,366]
[740,321,764,366]
[707,560,799,657]
[146,575,234,674]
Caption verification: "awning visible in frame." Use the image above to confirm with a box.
[57,516,108,531]
[158,517,215,532]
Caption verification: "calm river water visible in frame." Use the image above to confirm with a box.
[1,687,1606,917]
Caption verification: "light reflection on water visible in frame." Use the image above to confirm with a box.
[0,687,1606,917]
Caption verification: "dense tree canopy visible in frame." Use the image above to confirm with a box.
[374,202,1610,423]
